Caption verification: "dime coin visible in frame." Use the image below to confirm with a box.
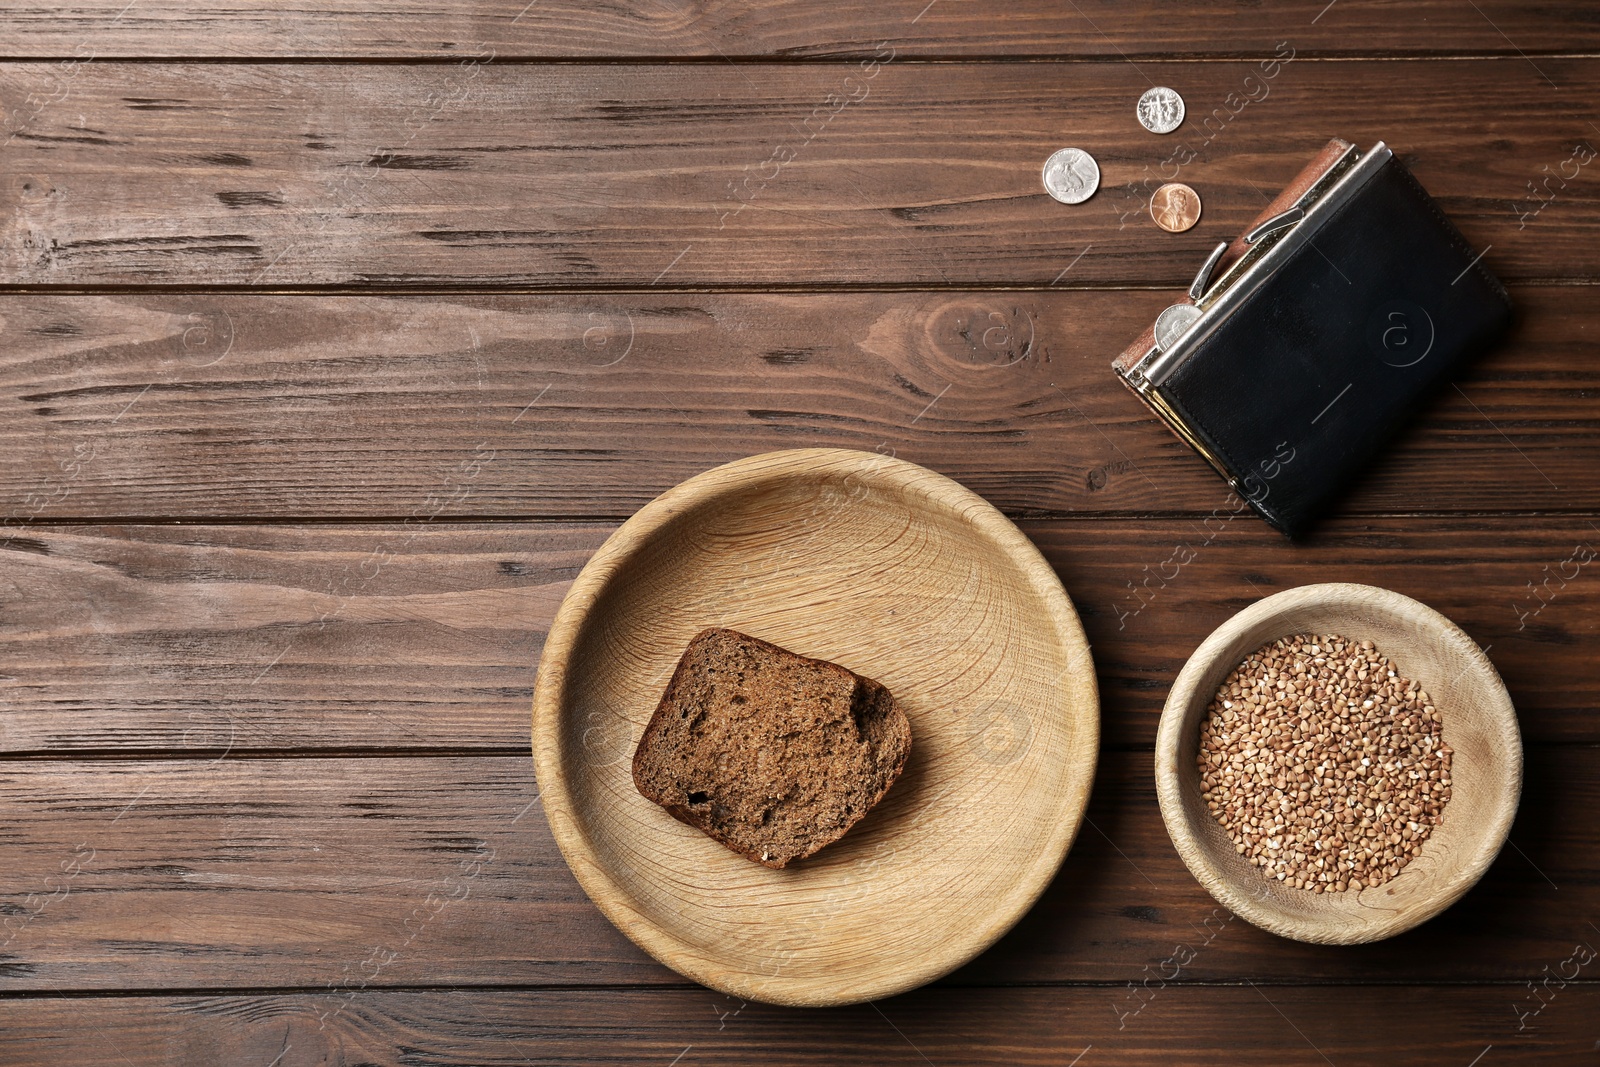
[1136,87,1185,134]
[1154,302,1204,351]
[1151,182,1202,232]
[1042,148,1101,205]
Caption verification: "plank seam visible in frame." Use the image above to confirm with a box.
[0,52,1598,65]
[1,279,1598,296]
[0,979,1595,999]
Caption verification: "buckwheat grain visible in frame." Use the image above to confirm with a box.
[1197,633,1452,893]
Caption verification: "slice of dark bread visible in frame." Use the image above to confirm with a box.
[631,627,912,869]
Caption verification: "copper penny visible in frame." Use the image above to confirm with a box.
[1151,182,1202,232]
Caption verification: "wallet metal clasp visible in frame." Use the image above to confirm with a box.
[1186,205,1305,304]
[1188,242,1228,302]
[1242,206,1305,246]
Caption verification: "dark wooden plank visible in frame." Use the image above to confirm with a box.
[0,60,1596,287]
[0,748,1592,989]
[0,754,658,990]
[1,985,1596,1066]
[0,523,586,756]
[3,1,1595,59]
[0,288,1593,520]
[2,517,1597,755]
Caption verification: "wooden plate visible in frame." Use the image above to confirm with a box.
[1156,583,1522,944]
[532,448,1099,1006]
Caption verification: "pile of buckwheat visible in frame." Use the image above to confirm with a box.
[1197,633,1452,893]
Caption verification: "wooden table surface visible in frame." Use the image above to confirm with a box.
[2,3,1597,1064]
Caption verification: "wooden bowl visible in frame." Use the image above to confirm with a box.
[533,448,1099,1006]
[1156,582,1521,944]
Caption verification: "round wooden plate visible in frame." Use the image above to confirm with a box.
[532,448,1099,1006]
[1156,583,1521,944]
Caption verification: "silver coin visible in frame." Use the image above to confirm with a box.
[1042,148,1100,205]
[1154,303,1203,350]
[1136,87,1186,135]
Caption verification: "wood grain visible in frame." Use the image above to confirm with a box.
[0,288,1593,521]
[0,61,1595,287]
[0,984,1596,1066]
[2,517,1596,755]
[0,749,1591,991]
[531,448,1099,1005]
[3,1,1594,59]
[0,523,584,756]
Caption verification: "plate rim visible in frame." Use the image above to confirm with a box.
[532,447,1100,1006]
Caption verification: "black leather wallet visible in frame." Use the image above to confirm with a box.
[1112,138,1513,537]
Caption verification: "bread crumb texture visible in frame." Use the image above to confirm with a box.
[632,627,912,869]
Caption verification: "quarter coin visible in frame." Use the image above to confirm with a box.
[1151,182,1202,232]
[1136,87,1185,134]
[1042,148,1101,205]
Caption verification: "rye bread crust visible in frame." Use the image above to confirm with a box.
[632,627,912,869]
